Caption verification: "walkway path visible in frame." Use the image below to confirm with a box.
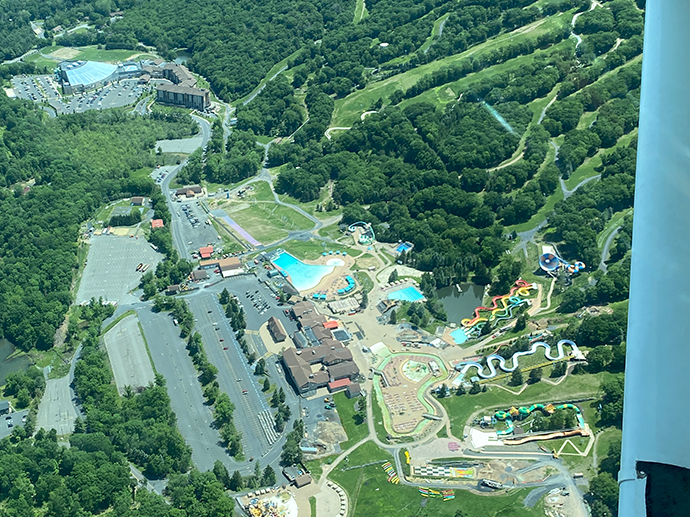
[599,224,622,273]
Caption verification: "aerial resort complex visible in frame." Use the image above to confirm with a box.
[0,0,658,515]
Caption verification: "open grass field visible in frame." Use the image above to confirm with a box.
[227,202,313,244]
[277,189,341,221]
[334,392,369,449]
[329,442,538,517]
[251,181,275,202]
[332,13,574,126]
[440,372,608,435]
[71,46,144,63]
[280,239,362,261]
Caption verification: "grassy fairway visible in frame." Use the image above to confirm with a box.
[329,442,538,517]
[334,392,369,449]
[353,0,368,24]
[227,203,313,244]
[235,48,304,105]
[597,208,632,249]
[332,14,573,126]
[440,372,607,436]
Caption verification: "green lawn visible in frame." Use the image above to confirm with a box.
[333,13,574,126]
[281,239,362,261]
[330,442,538,517]
[371,389,389,443]
[277,189,341,221]
[256,135,274,145]
[440,372,607,436]
[73,46,143,62]
[226,203,313,244]
[417,13,451,55]
[597,209,632,249]
[353,271,374,294]
[252,181,275,202]
[334,392,369,449]
[353,0,368,24]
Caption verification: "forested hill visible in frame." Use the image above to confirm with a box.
[108,0,355,99]
[0,91,197,350]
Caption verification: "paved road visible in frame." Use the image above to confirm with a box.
[136,305,236,473]
[560,175,601,200]
[36,345,83,436]
[599,225,622,273]
[187,292,271,463]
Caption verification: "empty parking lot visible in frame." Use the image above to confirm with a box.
[104,314,156,394]
[76,234,163,305]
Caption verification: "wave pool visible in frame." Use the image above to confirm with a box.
[272,252,334,292]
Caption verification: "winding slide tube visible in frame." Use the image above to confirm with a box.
[455,339,580,379]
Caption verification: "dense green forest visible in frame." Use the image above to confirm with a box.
[0,90,197,351]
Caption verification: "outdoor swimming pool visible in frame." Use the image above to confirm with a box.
[388,286,425,302]
[272,252,334,292]
[450,328,469,345]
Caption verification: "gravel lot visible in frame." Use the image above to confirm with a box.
[103,314,156,394]
[76,234,163,305]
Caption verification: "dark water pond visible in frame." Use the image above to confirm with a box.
[0,339,32,386]
[436,283,485,324]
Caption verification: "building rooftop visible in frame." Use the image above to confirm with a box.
[60,60,117,86]
[218,257,242,271]
[191,270,208,281]
[157,83,209,96]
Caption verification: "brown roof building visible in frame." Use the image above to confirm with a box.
[292,300,315,317]
[131,196,145,206]
[219,257,243,277]
[300,312,327,330]
[328,361,360,382]
[157,83,210,111]
[268,316,287,343]
[176,185,203,197]
[191,270,209,281]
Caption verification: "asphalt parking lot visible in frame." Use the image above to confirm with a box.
[221,275,299,341]
[0,409,30,440]
[76,234,163,305]
[11,75,57,102]
[170,199,223,260]
[54,80,146,114]
[103,314,156,394]
[11,75,146,114]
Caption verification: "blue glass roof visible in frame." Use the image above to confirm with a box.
[65,61,118,86]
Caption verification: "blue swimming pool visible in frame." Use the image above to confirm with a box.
[388,286,425,302]
[450,328,469,344]
[272,252,334,292]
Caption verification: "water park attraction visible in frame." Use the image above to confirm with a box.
[494,402,588,444]
[458,280,536,339]
[374,353,447,435]
[538,247,585,275]
[348,221,375,245]
[453,339,583,383]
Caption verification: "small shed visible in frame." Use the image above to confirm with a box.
[131,196,145,206]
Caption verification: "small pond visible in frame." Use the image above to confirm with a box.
[436,283,485,325]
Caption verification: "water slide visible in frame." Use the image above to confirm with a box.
[494,401,585,437]
[503,428,588,445]
[455,339,580,379]
[538,252,585,274]
[461,280,535,335]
